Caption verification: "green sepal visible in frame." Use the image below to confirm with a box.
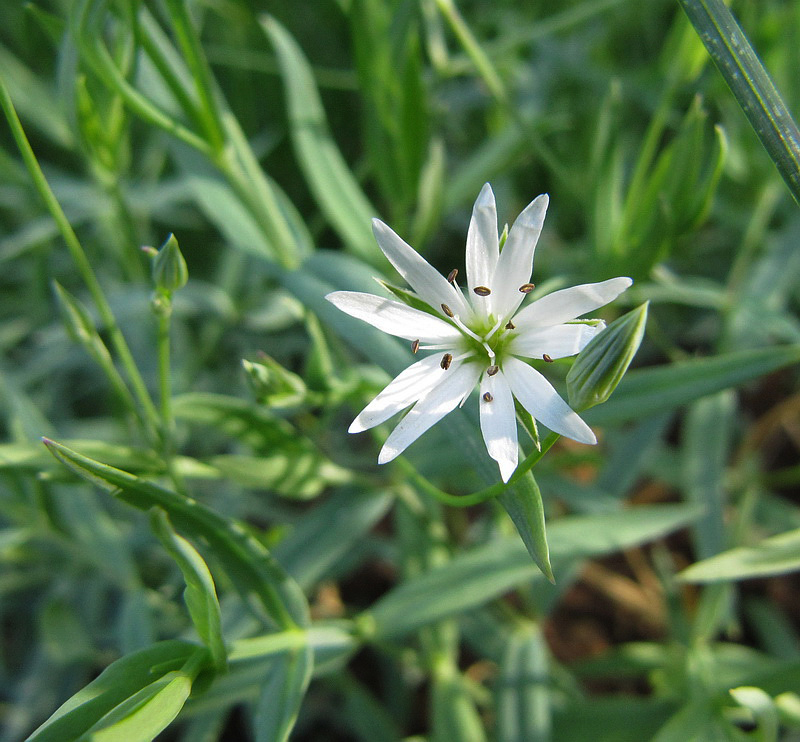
[374,278,439,316]
[243,356,308,409]
[567,302,648,412]
[151,234,188,294]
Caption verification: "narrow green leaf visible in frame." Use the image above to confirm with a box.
[497,625,552,742]
[42,438,309,630]
[27,641,199,742]
[586,345,800,425]
[262,15,380,264]
[364,505,700,639]
[253,645,313,742]
[150,509,227,670]
[83,670,193,742]
[679,528,800,583]
[678,0,800,205]
[431,661,487,742]
[274,488,392,590]
[498,473,553,582]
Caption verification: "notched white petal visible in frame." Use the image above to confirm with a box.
[466,183,500,311]
[513,277,632,330]
[378,362,481,464]
[490,194,549,320]
[503,357,596,444]
[371,219,473,320]
[479,370,518,482]
[349,355,447,433]
[509,322,605,360]
[325,291,461,343]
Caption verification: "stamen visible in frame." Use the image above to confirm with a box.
[447,268,458,284]
[482,392,493,402]
[473,286,491,296]
[542,353,554,363]
[441,303,454,317]
[518,283,535,293]
[441,353,453,370]
[484,316,506,342]
[411,339,420,354]
[487,365,499,376]
[505,320,515,330]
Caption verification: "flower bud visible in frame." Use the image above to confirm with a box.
[151,234,188,294]
[243,355,308,408]
[566,302,648,412]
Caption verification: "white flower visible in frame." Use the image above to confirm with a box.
[326,184,632,482]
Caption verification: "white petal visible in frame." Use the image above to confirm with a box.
[509,322,606,360]
[503,357,596,444]
[326,291,461,343]
[466,184,500,314]
[372,219,473,321]
[490,194,548,320]
[479,370,518,482]
[513,277,632,331]
[378,361,482,463]
[350,355,451,433]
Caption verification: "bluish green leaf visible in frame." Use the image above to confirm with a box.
[150,509,226,671]
[253,645,313,742]
[679,528,800,583]
[27,641,200,742]
[42,438,309,630]
[262,16,380,265]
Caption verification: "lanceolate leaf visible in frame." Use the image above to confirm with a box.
[262,15,381,265]
[26,641,201,742]
[586,345,800,425]
[42,438,309,630]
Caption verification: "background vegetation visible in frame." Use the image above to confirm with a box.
[1,0,800,740]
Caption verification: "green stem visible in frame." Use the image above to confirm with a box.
[678,0,800,205]
[163,0,226,151]
[75,0,214,157]
[433,0,578,195]
[0,79,161,441]
[397,432,560,507]
[157,299,187,497]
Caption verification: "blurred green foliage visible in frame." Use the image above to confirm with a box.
[2,1,800,740]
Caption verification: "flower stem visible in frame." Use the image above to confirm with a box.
[397,432,561,507]
[0,79,161,442]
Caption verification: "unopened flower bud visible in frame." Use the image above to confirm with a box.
[243,355,307,408]
[151,234,188,294]
[566,302,648,412]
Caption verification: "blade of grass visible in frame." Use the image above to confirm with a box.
[678,0,800,205]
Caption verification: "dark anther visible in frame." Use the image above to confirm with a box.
[411,339,420,354]
[487,365,499,376]
[473,286,491,296]
[441,353,453,370]
[505,320,515,330]
[441,303,454,317]
[447,268,458,284]
[482,392,493,402]
[543,353,554,363]
[518,283,535,293]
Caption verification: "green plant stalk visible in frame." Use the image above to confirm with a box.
[433,0,576,195]
[678,0,800,205]
[136,7,212,140]
[74,0,214,157]
[0,79,161,442]
[162,0,225,151]
[216,112,301,268]
[156,301,187,497]
[397,432,560,507]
